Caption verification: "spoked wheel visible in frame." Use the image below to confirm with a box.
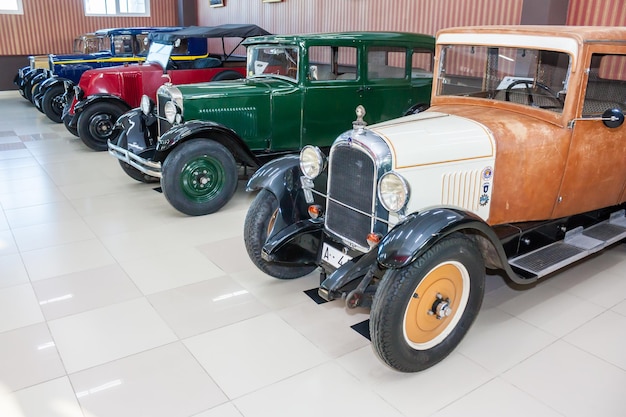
[42,84,66,123]
[77,102,126,151]
[370,233,485,372]
[244,189,316,279]
[161,139,238,216]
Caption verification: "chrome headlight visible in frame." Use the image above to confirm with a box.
[140,95,152,115]
[378,172,409,213]
[300,145,326,179]
[163,101,179,124]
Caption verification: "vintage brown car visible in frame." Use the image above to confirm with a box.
[244,26,626,372]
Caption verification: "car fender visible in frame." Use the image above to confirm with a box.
[245,155,312,236]
[38,77,68,91]
[376,206,529,283]
[74,94,130,115]
[114,108,157,152]
[156,120,259,168]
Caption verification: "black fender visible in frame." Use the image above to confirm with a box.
[246,154,313,239]
[155,120,259,168]
[113,108,158,152]
[377,207,531,284]
[38,76,69,92]
[73,94,131,116]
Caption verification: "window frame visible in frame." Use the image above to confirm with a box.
[0,0,23,14]
[84,0,150,17]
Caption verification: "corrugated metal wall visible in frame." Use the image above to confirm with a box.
[0,0,178,55]
[567,0,626,25]
[198,0,524,37]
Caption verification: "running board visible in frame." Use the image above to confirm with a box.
[509,209,626,279]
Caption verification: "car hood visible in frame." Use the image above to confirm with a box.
[368,110,496,169]
[51,51,115,62]
[175,77,298,99]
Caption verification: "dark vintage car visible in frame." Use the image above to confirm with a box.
[108,31,435,215]
[14,33,105,99]
[20,26,195,109]
[61,24,270,151]
[243,26,626,372]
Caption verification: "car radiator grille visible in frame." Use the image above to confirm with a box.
[122,73,142,107]
[325,145,376,250]
[157,95,173,138]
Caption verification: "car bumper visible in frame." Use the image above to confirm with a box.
[107,108,162,178]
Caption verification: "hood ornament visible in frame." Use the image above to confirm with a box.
[352,105,367,133]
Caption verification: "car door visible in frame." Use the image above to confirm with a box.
[360,46,433,122]
[553,47,626,217]
[302,45,365,148]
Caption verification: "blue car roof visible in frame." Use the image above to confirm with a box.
[94,27,183,36]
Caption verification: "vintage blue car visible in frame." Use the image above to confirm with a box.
[17,27,206,109]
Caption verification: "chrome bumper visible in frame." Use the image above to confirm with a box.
[107,139,162,179]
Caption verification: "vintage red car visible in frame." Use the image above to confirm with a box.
[61,24,270,151]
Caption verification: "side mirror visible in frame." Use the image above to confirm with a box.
[602,108,624,128]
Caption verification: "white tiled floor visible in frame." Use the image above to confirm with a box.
[0,89,625,417]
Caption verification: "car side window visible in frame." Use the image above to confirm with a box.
[135,34,150,55]
[308,46,357,81]
[367,46,407,79]
[582,54,626,116]
[411,47,434,79]
[113,35,134,56]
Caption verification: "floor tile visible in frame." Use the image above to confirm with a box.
[32,264,142,320]
[4,200,81,229]
[0,230,18,256]
[337,347,494,417]
[148,276,268,338]
[184,313,328,399]
[119,247,225,295]
[0,377,84,417]
[48,298,177,373]
[0,283,44,333]
[277,299,371,358]
[70,342,227,417]
[0,323,66,392]
[197,236,256,274]
[229,267,321,310]
[192,403,244,417]
[563,310,626,369]
[431,377,563,417]
[613,299,626,316]
[487,280,605,337]
[0,253,29,288]
[234,362,404,417]
[503,340,626,417]
[456,307,556,373]
[12,218,96,252]
[20,238,116,281]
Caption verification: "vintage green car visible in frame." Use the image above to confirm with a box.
[108,32,435,215]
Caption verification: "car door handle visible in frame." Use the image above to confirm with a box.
[356,87,371,93]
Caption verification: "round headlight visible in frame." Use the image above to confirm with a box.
[164,100,178,124]
[378,172,409,213]
[300,145,326,179]
[140,95,152,115]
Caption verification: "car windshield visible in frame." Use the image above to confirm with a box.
[147,42,174,69]
[436,45,571,112]
[246,45,299,82]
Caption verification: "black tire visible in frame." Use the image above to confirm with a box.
[161,139,238,216]
[244,189,317,279]
[369,233,485,372]
[63,117,79,137]
[211,70,244,81]
[42,84,65,123]
[77,102,126,151]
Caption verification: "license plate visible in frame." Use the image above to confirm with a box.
[321,243,352,269]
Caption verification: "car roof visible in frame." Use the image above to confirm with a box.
[437,25,626,44]
[149,24,271,43]
[243,31,435,46]
[94,27,183,36]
